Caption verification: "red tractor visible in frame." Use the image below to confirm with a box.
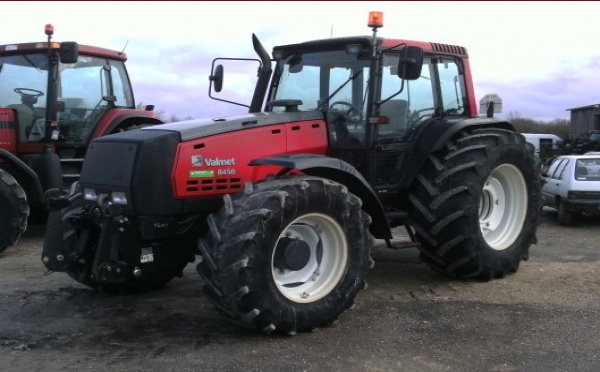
[0,25,163,253]
[42,13,540,334]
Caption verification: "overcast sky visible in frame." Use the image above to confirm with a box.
[1,1,598,122]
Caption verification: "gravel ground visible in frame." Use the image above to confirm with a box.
[1,207,599,372]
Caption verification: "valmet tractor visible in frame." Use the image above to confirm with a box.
[0,25,163,253]
[42,13,540,334]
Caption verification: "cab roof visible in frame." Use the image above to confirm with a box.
[0,41,127,61]
[273,36,468,58]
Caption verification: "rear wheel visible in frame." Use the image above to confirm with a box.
[197,176,373,334]
[0,169,29,254]
[408,128,541,279]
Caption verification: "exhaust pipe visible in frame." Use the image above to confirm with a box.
[249,34,272,113]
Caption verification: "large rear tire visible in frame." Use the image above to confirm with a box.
[197,176,373,334]
[408,128,541,279]
[0,169,29,254]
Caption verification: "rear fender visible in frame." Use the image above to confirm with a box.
[250,154,392,239]
[92,110,164,139]
[0,148,43,205]
[399,118,515,189]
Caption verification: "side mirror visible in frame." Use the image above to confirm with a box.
[59,42,79,64]
[288,55,303,74]
[209,64,224,93]
[397,46,423,81]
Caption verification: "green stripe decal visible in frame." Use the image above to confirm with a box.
[189,170,214,178]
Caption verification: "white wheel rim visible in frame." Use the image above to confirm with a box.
[272,213,348,303]
[479,164,527,250]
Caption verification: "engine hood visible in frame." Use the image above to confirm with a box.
[142,111,324,142]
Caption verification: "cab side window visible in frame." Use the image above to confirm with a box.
[437,59,465,116]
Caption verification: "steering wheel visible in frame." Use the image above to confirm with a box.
[329,101,364,122]
[14,88,44,98]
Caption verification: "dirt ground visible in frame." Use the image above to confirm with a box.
[1,208,599,372]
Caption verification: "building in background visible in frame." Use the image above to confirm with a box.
[567,104,600,139]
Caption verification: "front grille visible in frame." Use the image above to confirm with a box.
[185,177,243,195]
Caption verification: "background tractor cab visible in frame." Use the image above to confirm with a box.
[0,24,162,253]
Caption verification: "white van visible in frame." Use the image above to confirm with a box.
[521,133,562,157]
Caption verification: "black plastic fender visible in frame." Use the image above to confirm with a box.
[0,148,44,205]
[399,117,515,189]
[250,154,392,240]
[101,115,164,136]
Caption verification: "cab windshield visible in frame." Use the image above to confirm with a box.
[0,52,134,144]
[272,50,370,112]
[270,48,466,145]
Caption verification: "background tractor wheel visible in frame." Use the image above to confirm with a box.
[408,128,541,280]
[197,176,373,334]
[0,169,29,254]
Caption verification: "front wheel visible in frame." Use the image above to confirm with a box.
[197,176,373,334]
[408,128,541,279]
[0,169,29,254]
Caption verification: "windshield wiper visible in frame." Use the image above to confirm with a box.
[316,70,362,109]
[22,55,42,73]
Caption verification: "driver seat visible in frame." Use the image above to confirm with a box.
[7,104,35,142]
[380,99,408,132]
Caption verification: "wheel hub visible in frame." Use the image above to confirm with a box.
[272,213,348,303]
[478,164,527,250]
[274,237,311,271]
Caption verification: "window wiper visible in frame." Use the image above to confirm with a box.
[22,55,42,73]
[316,70,362,109]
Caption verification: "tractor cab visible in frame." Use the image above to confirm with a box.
[0,24,162,247]
[209,12,475,210]
[0,29,135,147]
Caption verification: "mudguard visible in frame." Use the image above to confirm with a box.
[250,154,393,240]
[0,148,44,205]
[399,117,515,189]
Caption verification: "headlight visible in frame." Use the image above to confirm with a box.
[84,188,98,201]
[111,191,128,205]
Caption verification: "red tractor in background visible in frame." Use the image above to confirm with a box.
[42,13,541,334]
[0,25,163,253]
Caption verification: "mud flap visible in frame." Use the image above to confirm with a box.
[41,210,73,272]
[91,216,138,283]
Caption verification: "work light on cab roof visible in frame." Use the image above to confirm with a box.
[368,11,383,29]
[45,24,54,36]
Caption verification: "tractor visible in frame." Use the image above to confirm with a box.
[42,12,541,334]
[0,25,163,253]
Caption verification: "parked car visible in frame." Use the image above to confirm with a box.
[541,155,600,225]
[584,151,600,156]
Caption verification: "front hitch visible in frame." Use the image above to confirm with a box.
[43,184,81,211]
